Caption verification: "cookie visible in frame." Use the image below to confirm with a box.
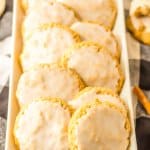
[57,0,117,30]
[22,2,79,39]
[130,0,150,17]
[71,22,120,59]
[127,16,150,45]
[16,64,85,107]
[127,0,150,45]
[69,100,130,150]
[62,42,124,93]
[20,23,81,72]
[14,98,71,150]
[69,87,127,116]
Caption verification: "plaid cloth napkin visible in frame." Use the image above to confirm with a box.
[124,0,150,119]
[0,0,150,149]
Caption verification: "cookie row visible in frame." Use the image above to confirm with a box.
[21,22,120,71]
[14,0,131,149]
[19,0,123,109]
[14,88,130,150]
[18,45,123,107]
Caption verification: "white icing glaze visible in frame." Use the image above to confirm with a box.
[130,0,150,16]
[16,66,81,106]
[15,100,70,150]
[69,88,127,115]
[23,2,78,38]
[67,44,121,92]
[22,0,55,11]
[75,104,129,150]
[57,0,117,29]
[71,22,119,58]
[21,26,78,71]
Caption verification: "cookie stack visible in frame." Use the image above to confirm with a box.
[127,0,150,45]
[14,0,131,149]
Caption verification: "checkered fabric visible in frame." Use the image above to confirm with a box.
[0,0,12,120]
[124,0,150,118]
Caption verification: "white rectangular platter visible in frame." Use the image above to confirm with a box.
[5,0,137,149]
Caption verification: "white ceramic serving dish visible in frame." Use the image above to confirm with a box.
[5,0,137,149]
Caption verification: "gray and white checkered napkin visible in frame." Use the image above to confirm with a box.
[124,0,150,119]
